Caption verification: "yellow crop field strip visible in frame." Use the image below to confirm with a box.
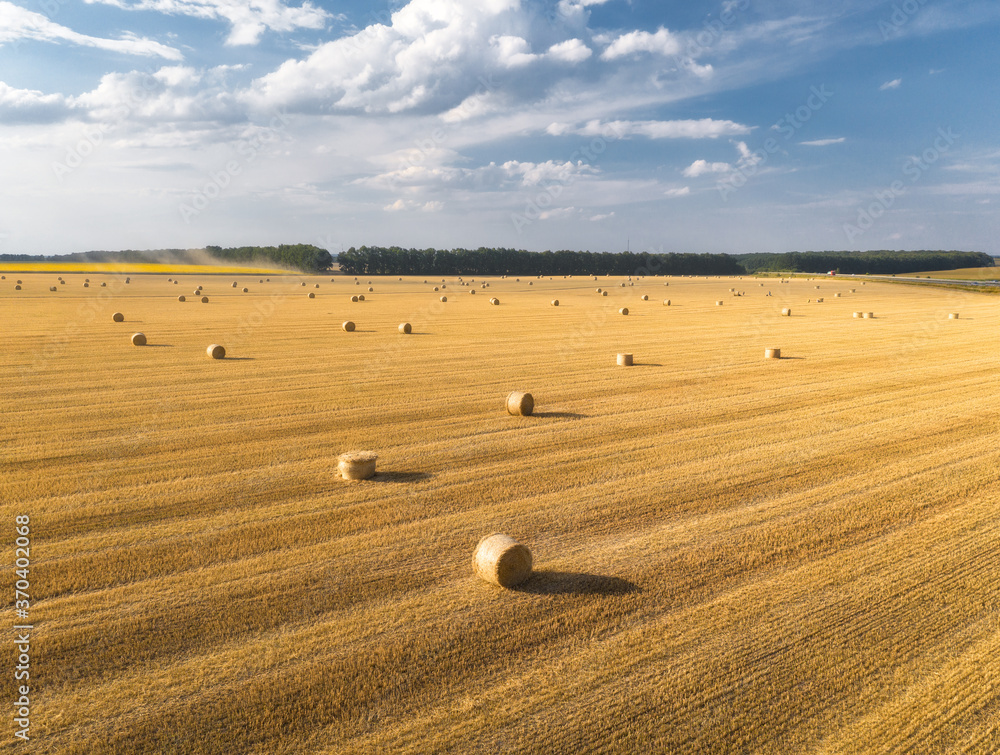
[2,271,999,753]
[899,266,1000,281]
[0,261,290,275]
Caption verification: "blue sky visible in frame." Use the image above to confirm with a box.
[1,0,998,257]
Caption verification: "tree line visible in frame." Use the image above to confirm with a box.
[336,247,746,276]
[735,250,994,275]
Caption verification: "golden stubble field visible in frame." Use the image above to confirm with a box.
[2,270,999,754]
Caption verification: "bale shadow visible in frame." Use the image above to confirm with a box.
[632,363,663,368]
[145,344,174,348]
[224,357,256,361]
[513,571,641,596]
[373,470,433,483]
[532,411,587,420]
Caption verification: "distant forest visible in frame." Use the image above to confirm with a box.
[0,244,333,273]
[337,246,994,277]
[1,246,991,277]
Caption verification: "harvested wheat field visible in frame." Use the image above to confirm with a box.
[2,271,1000,754]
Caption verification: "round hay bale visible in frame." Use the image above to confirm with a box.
[16,279,22,284]
[368,287,373,292]
[816,298,824,303]
[863,312,874,319]
[434,286,440,291]
[342,321,356,332]
[551,299,559,306]
[101,282,107,287]
[765,347,781,359]
[301,282,306,287]
[50,286,57,292]
[506,391,533,416]
[781,308,791,316]
[440,296,447,302]
[125,278,130,284]
[529,281,533,286]
[490,297,500,305]
[85,278,90,282]
[193,289,201,295]
[14,285,21,290]
[112,312,124,322]
[206,344,226,359]
[470,289,476,295]
[174,280,178,284]
[358,294,366,301]
[232,282,238,288]
[835,293,842,297]
[619,307,629,315]
[316,284,321,289]
[640,294,648,301]
[716,301,723,306]
[260,280,264,283]
[948,313,960,319]
[131,332,147,346]
[201,296,209,303]
[620,283,626,288]
[596,288,602,293]
[850,288,856,293]
[853,311,862,318]
[473,533,532,588]
[351,295,359,302]
[197,285,202,290]
[663,299,671,306]
[441,284,447,289]
[398,322,412,334]
[308,292,315,298]
[617,353,633,366]
[602,291,608,297]
[178,295,186,302]
[338,451,377,481]
[242,287,248,293]
[83,283,89,288]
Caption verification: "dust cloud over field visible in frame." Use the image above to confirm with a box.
[2,271,998,754]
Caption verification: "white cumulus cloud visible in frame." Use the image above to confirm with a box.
[601,27,682,60]
[682,160,731,178]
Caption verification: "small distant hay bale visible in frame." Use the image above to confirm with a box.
[617,353,633,366]
[729,288,735,292]
[368,287,373,292]
[193,289,201,295]
[619,307,629,315]
[174,281,178,285]
[663,299,671,306]
[596,288,602,293]
[178,295,186,302]
[506,391,533,416]
[816,298,824,303]
[640,294,648,301]
[131,332,147,346]
[316,284,321,289]
[242,287,248,293]
[14,285,21,290]
[260,279,264,283]
[358,294,366,301]
[16,279,22,284]
[49,286,57,292]
[490,297,500,305]
[470,289,476,294]
[440,295,447,302]
[815,285,821,289]
[835,293,842,297]
[101,282,107,287]
[473,533,532,588]
[85,278,90,282]
[664,282,669,286]
[338,451,377,481]
[602,291,608,297]
[948,313,960,319]
[301,282,306,287]
[206,344,226,359]
[125,278,131,284]
[529,282,533,286]
[551,299,559,306]
[398,322,412,334]
[201,296,209,303]
[716,301,723,306]
[232,282,238,288]
[351,295,359,302]
[862,312,874,319]
[853,311,862,318]
[850,288,856,293]
[782,308,791,316]
[441,284,447,289]
[620,283,626,288]
[764,347,781,359]
[197,285,202,290]
[434,286,440,291]
[308,292,316,298]
[83,283,89,288]
[112,312,124,322]
[342,321,356,332]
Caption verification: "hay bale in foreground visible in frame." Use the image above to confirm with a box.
[781,308,791,316]
[506,391,533,416]
[641,294,648,301]
[201,296,209,303]
[131,333,147,346]
[490,297,500,305]
[551,299,559,306]
[619,307,629,315]
[663,299,671,306]
[338,451,377,481]
[112,312,124,322]
[206,344,226,359]
[765,347,781,359]
[617,353,633,366]
[440,296,447,302]
[473,534,532,588]
[398,322,412,334]
[342,321,356,332]
[178,295,186,302]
